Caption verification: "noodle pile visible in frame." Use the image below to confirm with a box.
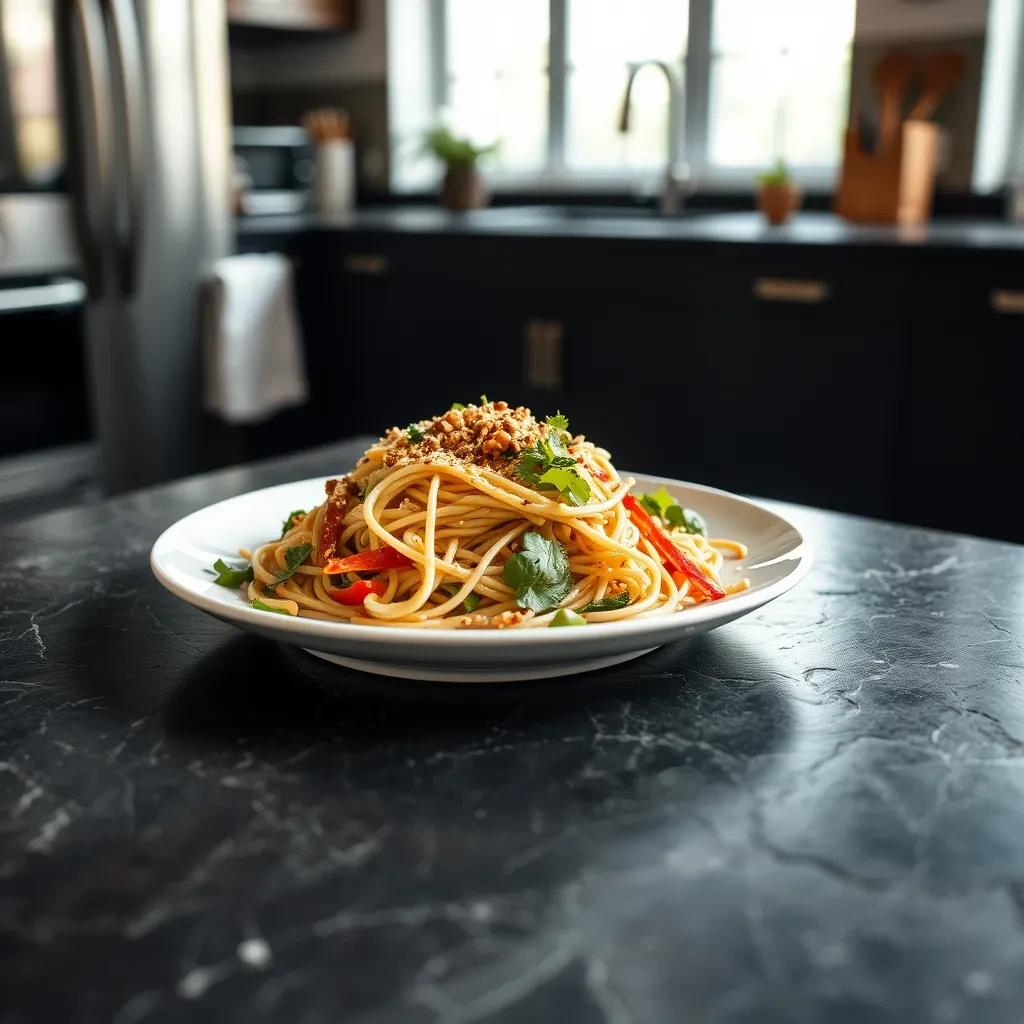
[237,401,749,629]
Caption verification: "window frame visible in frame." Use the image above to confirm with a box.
[423,0,848,192]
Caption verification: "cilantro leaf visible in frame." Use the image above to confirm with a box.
[503,532,573,613]
[280,509,306,538]
[549,608,586,627]
[443,583,480,613]
[252,599,289,615]
[637,487,675,519]
[579,593,632,613]
[633,488,708,537]
[546,411,569,432]
[681,508,708,537]
[407,423,424,442]
[211,558,254,588]
[516,428,591,506]
[538,467,591,507]
[269,543,312,587]
[516,446,547,486]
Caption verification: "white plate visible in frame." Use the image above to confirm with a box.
[150,473,811,682]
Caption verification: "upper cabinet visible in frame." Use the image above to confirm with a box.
[226,0,358,32]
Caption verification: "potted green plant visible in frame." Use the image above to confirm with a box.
[423,126,498,211]
[756,159,802,226]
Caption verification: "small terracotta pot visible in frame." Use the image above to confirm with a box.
[757,183,802,226]
[440,165,489,211]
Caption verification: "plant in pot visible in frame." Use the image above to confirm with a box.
[424,126,499,211]
[756,159,802,226]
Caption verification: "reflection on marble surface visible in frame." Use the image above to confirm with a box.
[2,438,1024,1022]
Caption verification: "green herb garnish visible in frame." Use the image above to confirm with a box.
[280,509,306,538]
[549,608,587,627]
[503,532,573,613]
[579,593,632,613]
[635,487,707,537]
[480,394,489,404]
[269,543,312,588]
[251,599,289,615]
[443,583,480,613]
[451,401,466,411]
[407,423,424,443]
[516,413,591,507]
[210,558,254,588]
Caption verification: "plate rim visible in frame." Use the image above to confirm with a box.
[150,470,813,649]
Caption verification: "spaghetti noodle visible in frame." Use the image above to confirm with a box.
[233,401,749,628]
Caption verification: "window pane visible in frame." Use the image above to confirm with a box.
[713,0,854,53]
[566,0,688,171]
[709,0,854,169]
[446,0,548,173]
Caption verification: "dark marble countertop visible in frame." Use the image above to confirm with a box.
[237,206,1024,255]
[3,441,1024,1023]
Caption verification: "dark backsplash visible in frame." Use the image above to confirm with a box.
[231,80,389,194]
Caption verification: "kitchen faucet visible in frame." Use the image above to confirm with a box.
[618,60,691,215]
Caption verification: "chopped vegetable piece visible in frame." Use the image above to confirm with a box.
[252,599,289,615]
[450,401,466,411]
[579,593,632,613]
[269,543,312,587]
[326,579,386,605]
[211,558,254,588]
[479,393,489,404]
[503,532,573,613]
[549,608,587,627]
[623,494,725,601]
[443,583,480,613]
[280,509,306,538]
[324,547,413,574]
[407,423,424,442]
[634,487,707,536]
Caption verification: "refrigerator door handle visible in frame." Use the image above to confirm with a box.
[104,0,148,299]
[58,0,116,299]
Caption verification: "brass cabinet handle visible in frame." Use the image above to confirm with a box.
[523,319,563,390]
[343,254,389,275]
[753,277,831,304]
[991,289,1024,315]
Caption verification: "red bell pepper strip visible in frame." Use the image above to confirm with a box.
[326,579,387,605]
[622,494,726,601]
[323,547,413,575]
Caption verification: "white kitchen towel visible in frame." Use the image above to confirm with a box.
[202,253,309,424]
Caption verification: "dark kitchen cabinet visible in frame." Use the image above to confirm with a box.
[901,261,1023,542]
[277,222,1020,541]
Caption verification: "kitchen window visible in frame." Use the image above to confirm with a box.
[390,0,855,190]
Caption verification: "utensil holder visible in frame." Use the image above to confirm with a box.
[835,119,942,225]
[314,139,355,214]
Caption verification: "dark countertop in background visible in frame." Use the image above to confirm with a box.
[3,442,1024,1023]
[237,205,1024,255]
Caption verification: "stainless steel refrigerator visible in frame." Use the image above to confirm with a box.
[57,0,231,492]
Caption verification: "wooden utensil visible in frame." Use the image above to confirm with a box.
[909,52,966,120]
[874,51,916,153]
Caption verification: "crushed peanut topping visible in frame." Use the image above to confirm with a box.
[377,401,553,477]
[457,609,534,629]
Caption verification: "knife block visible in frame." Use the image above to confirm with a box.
[834,119,942,224]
